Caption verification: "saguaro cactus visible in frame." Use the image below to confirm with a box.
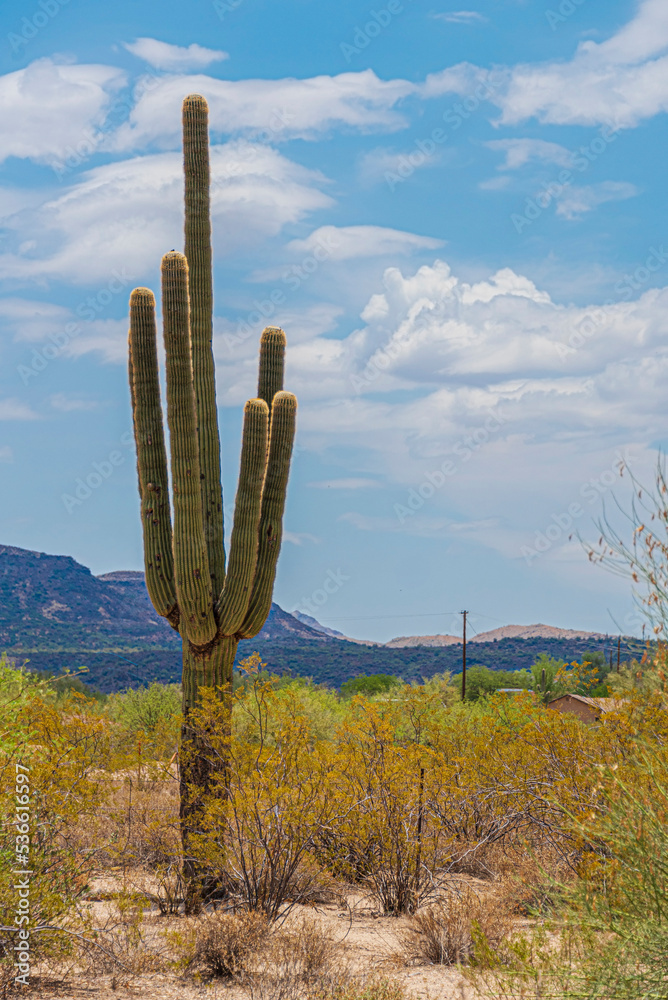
[128,95,297,895]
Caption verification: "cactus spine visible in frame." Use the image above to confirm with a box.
[128,95,297,898]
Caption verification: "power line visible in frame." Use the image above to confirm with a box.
[311,611,464,622]
[461,610,468,701]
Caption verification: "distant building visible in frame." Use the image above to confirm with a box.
[547,693,619,723]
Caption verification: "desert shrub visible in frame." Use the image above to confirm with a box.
[234,664,344,744]
[460,665,533,702]
[108,682,181,733]
[0,694,118,964]
[169,910,270,979]
[83,892,162,975]
[268,915,343,988]
[340,675,401,699]
[186,675,342,919]
[324,693,450,913]
[306,980,406,1000]
[471,744,668,998]
[401,887,511,966]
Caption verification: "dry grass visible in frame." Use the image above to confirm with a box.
[400,886,511,967]
[170,910,270,979]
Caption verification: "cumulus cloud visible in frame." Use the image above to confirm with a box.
[422,0,668,128]
[123,38,228,71]
[0,59,125,165]
[0,141,331,285]
[108,70,416,151]
[241,257,668,563]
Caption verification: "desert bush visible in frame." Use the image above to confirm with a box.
[270,915,343,987]
[185,674,342,918]
[401,887,511,967]
[324,693,450,914]
[339,675,402,699]
[305,979,406,1000]
[0,693,118,963]
[107,682,181,734]
[169,910,270,979]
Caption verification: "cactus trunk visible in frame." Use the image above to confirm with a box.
[128,94,296,909]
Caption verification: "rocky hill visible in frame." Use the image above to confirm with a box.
[0,544,641,693]
[385,623,608,647]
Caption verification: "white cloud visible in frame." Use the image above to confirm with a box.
[432,11,487,24]
[108,70,417,151]
[283,531,321,546]
[254,259,668,540]
[486,138,573,171]
[0,141,331,285]
[555,181,639,219]
[0,58,125,164]
[0,299,70,342]
[0,399,38,420]
[49,394,99,412]
[287,226,443,262]
[123,38,228,71]
[422,0,668,128]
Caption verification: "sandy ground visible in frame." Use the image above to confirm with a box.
[24,885,488,1000]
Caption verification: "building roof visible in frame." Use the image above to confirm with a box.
[547,693,620,713]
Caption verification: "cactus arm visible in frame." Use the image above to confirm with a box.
[183,94,226,597]
[162,252,217,647]
[257,326,286,408]
[216,398,269,634]
[128,288,179,626]
[238,391,297,638]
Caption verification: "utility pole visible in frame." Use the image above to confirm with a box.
[461,610,468,701]
[617,636,621,672]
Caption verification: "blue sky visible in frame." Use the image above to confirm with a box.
[0,0,665,642]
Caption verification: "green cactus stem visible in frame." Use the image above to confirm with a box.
[128,94,297,908]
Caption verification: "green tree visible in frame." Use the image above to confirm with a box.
[340,674,402,698]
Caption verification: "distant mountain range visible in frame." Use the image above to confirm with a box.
[385,624,608,647]
[0,544,640,692]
